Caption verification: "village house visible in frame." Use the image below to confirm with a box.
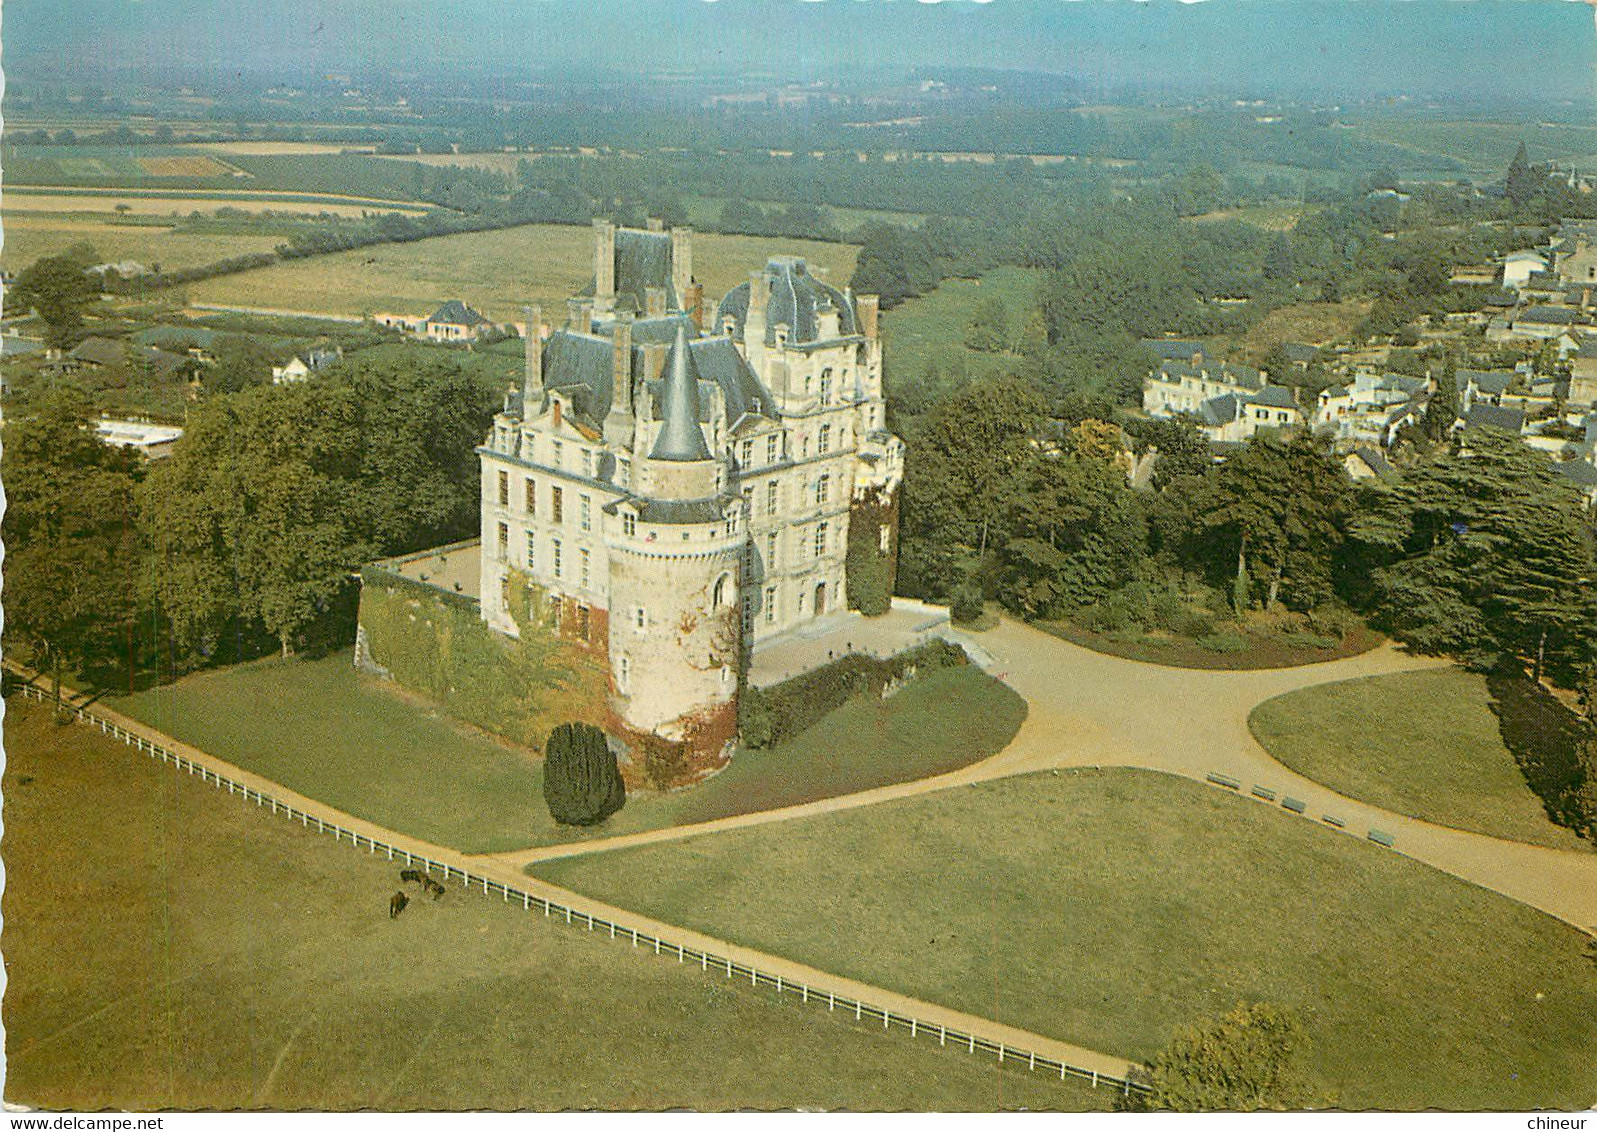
[424,299,492,342]
[272,346,343,384]
[1567,338,1597,407]
[1551,220,1597,285]
[1312,371,1429,450]
[94,417,184,460]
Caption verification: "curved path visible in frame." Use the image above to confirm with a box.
[490,618,1597,935]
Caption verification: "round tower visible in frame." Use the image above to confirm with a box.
[606,324,742,760]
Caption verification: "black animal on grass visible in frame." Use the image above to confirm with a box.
[423,876,445,900]
[399,868,425,885]
[390,890,409,919]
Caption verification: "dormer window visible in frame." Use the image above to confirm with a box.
[622,511,636,538]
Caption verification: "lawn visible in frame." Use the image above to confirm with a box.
[108,653,1024,854]
[880,266,1041,396]
[534,768,1597,1111]
[187,223,859,323]
[1,696,1099,1111]
[0,212,285,273]
[1249,668,1592,852]
[1037,616,1383,671]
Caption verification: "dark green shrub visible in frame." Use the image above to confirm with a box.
[542,721,625,826]
[847,550,893,616]
[1197,631,1249,654]
[950,587,986,624]
[1173,610,1216,639]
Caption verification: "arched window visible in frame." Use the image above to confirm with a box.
[712,574,730,608]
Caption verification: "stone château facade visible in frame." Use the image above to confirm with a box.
[477,220,903,768]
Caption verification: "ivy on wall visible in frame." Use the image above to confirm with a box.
[846,485,901,617]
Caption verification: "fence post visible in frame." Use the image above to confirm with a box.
[855,1001,861,1021]
[1091,1070,1098,1089]
[939,1026,946,1047]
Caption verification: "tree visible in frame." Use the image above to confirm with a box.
[1,388,141,709]
[1575,670,1597,840]
[1423,355,1460,442]
[11,252,101,348]
[1505,141,1539,209]
[203,334,278,394]
[1124,1002,1320,1112]
[964,295,1010,353]
[542,722,625,826]
[1351,429,1597,678]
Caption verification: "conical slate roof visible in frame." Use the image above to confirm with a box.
[650,323,712,462]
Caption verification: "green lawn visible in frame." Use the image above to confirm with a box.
[1249,668,1591,852]
[881,266,1041,397]
[109,653,1024,854]
[2,697,1097,1111]
[534,768,1597,1111]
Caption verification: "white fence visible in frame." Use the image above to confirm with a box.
[10,678,1149,1099]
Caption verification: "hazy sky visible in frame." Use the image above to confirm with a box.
[5,0,1593,104]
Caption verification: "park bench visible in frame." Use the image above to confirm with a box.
[1205,772,1241,790]
[1281,796,1307,814]
[1367,829,1396,848]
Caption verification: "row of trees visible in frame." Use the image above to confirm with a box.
[2,356,499,697]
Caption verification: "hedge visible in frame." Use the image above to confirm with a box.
[739,637,967,749]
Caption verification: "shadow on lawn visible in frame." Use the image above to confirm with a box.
[1485,670,1592,837]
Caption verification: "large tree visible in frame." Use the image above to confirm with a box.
[1352,429,1597,678]
[11,251,101,348]
[2,388,141,706]
[1125,1002,1321,1112]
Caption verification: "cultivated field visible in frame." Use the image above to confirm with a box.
[1,697,1097,1111]
[535,768,1597,1111]
[185,223,859,322]
[1351,118,1597,174]
[2,190,429,218]
[1243,298,1372,352]
[1249,668,1593,852]
[108,652,1024,853]
[880,266,1042,395]
[0,213,285,273]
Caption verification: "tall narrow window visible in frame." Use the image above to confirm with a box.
[741,439,753,467]
[766,434,779,463]
[618,654,631,692]
[580,448,593,478]
[497,470,509,507]
[815,474,830,506]
[552,538,563,578]
[766,531,778,569]
[819,369,832,404]
[712,574,728,608]
[815,521,828,557]
[497,522,508,560]
[526,530,536,569]
[766,481,778,516]
[551,440,563,469]
[818,424,832,454]
[580,494,592,532]
[580,547,591,588]
[622,511,637,538]
[551,486,564,524]
[524,477,536,516]
[764,585,777,623]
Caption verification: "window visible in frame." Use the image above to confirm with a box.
[622,511,637,538]
[766,434,779,464]
[497,470,509,507]
[526,530,537,569]
[580,448,592,478]
[552,538,563,578]
[579,494,591,532]
[819,369,832,404]
[741,439,753,467]
[500,575,510,611]
[551,486,563,523]
[741,486,753,515]
[815,474,830,506]
[764,585,777,623]
[551,440,563,469]
[580,547,591,588]
[575,604,590,642]
[524,477,536,516]
[618,655,631,693]
[869,405,879,429]
[766,531,778,569]
[766,481,779,516]
[496,521,509,560]
[801,434,810,459]
[815,521,829,558]
[818,424,832,454]
[712,574,728,608]
[635,606,645,631]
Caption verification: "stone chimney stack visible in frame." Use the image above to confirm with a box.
[671,226,694,311]
[594,219,617,313]
[522,303,543,413]
[647,216,665,232]
[685,282,705,330]
[569,298,594,336]
[605,314,636,447]
[642,341,667,382]
[855,293,880,341]
[644,286,667,320]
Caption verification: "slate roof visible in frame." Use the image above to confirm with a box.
[69,336,126,367]
[651,323,712,462]
[716,256,859,348]
[1465,403,1526,434]
[1156,359,1265,391]
[582,228,679,314]
[1198,394,1242,427]
[1350,447,1392,476]
[428,299,487,327]
[1280,342,1319,364]
[1556,459,1597,488]
[1519,305,1581,326]
[1248,385,1298,410]
[1141,338,1207,362]
[1458,368,1514,395]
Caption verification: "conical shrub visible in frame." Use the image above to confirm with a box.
[543,721,626,826]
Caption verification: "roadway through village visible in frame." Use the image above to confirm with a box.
[486,617,1597,936]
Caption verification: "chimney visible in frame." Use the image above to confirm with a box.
[569,298,594,336]
[642,341,667,381]
[855,293,880,341]
[593,219,616,312]
[748,268,768,318]
[644,286,667,320]
[671,226,694,310]
[646,216,664,232]
[522,303,542,412]
[604,315,637,448]
[685,282,705,331]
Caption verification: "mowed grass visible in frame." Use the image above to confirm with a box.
[1249,668,1590,852]
[0,698,1101,1111]
[0,213,284,273]
[534,768,1597,1111]
[108,653,1024,853]
[881,267,1041,392]
[187,223,859,323]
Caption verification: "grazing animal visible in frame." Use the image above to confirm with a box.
[399,868,425,886]
[389,890,409,919]
[423,876,445,900]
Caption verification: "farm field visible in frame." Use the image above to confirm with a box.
[1249,668,1593,852]
[0,213,285,273]
[3,188,431,217]
[1,697,1097,1111]
[1189,202,1323,231]
[185,223,859,322]
[1349,118,1597,173]
[107,652,1024,854]
[535,768,1597,1111]
[1242,298,1372,353]
[880,266,1042,397]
